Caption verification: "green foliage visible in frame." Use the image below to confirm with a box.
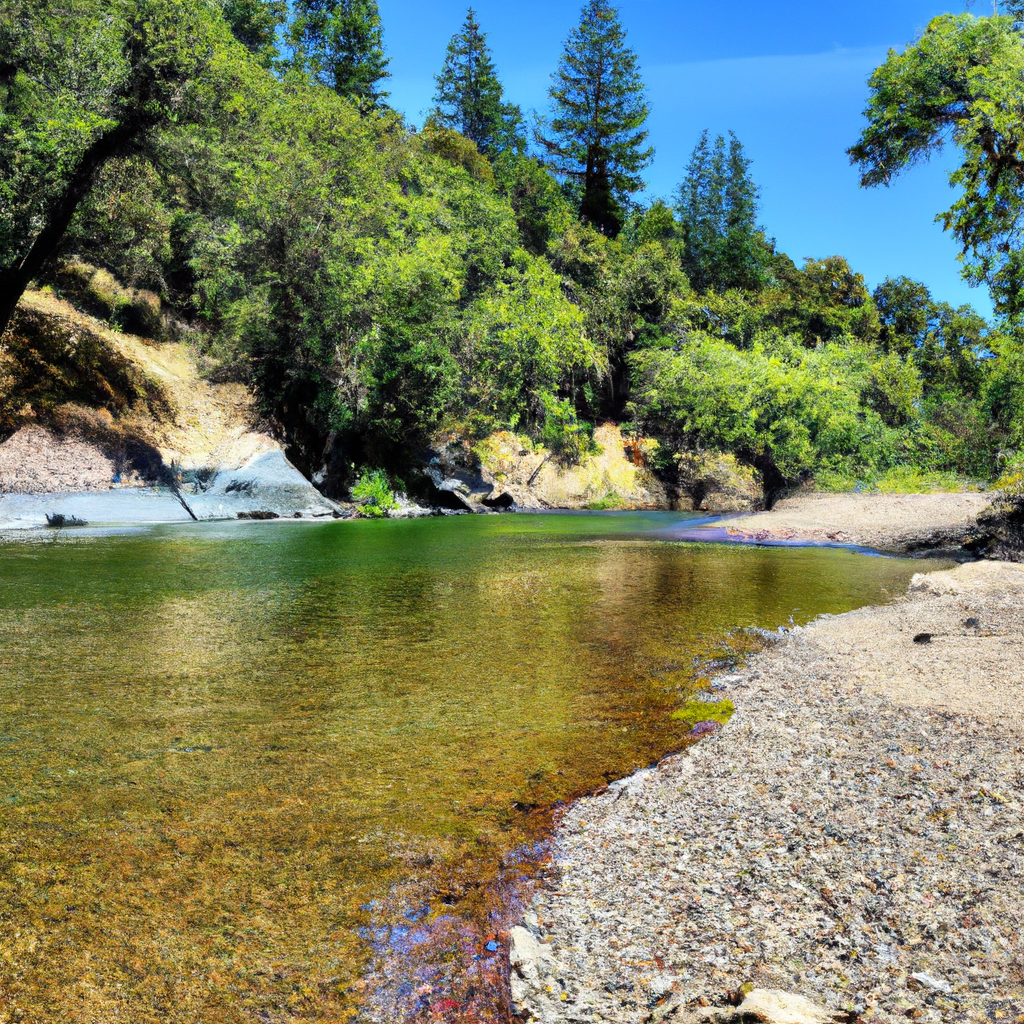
[220,0,287,67]
[676,131,774,293]
[815,467,976,494]
[4,0,1018,505]
[849,13,1024,318]
[465,251,598,428]
[493,152,573,254]
[0,0,236,335]
[868,352,923,427]
[629,336,883,499]
[539,0,652,237]
[289,0,390,113]
[539,394,598,464]
[431,8,523,157]
[351,468,398,515]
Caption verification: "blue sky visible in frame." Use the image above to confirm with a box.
[378,0,993,313]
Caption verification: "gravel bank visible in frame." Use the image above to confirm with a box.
[512,560,1024,1024]
[720,493,994,555]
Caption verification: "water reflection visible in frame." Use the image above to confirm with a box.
[0,514,941,1022]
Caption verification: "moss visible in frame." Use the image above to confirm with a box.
[671,698,735,728]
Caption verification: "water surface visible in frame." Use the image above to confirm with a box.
[0,513,944,1021]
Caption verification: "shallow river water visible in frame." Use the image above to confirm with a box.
[0,513,945,1022]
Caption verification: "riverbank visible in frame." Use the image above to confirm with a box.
[511,559,1024,1023]
[716,492,995,556]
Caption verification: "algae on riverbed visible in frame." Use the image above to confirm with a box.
[0,513,945,1021]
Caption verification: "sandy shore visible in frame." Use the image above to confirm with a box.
[719,492,995,555]
[511,559,1024,1023]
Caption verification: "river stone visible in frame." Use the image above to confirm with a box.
[733,989,848,1024]
[509,925,560,1020]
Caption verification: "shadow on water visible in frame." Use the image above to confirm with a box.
[0,513,948,1022]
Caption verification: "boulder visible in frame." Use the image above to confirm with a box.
[188,450,343,520]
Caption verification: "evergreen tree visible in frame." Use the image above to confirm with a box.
[431,8,523,157]
[289,0,389,113]
[221,0,287,67]
[538,0,652,238]
[1002,1,1024,28]
[676,131,773,292]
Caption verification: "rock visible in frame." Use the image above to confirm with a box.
[188,450,343,520]
[677,451,763,513]
[428,426,671,512]
[44,513,87,527]
[909,971,952,994]
[509,925,559,1021]
[733,989,852,1024]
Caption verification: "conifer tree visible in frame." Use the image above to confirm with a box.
[538,0,652,237]
[431,8,523,156]
[290,0,389,113]
[676,131,773,293]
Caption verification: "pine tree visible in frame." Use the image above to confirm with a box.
[676,131,773,293]
[538,0,652,237]
[431,8,523,156]
[290,0,389,113]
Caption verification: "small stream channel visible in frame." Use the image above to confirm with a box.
[0,512,947,1021]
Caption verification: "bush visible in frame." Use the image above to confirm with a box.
[52,261,163,338]
[351,469,398,518]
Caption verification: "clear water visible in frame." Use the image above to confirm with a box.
[0,513,945,1022]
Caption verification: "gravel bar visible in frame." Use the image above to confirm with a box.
[511,560,1024,1024]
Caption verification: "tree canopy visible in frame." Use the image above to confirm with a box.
[849,13,1024,318]
[289,0,390,112]
[2,0,1022,516]
[676,131,774,293]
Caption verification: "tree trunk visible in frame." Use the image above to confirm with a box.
[0,119,144,339]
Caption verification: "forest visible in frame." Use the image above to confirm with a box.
[3,0,1024,505]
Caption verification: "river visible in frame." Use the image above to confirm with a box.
[0,512,946,1021]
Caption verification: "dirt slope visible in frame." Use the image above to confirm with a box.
[0,290,275,494]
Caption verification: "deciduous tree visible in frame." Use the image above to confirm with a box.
[0,0,226,339]
[849,13,1024,317]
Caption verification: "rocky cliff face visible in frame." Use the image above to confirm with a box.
[426,425,672,512]
[1,291,342,524]
[424,427,765,515]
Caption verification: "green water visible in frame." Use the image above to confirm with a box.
[0,513,944,1022]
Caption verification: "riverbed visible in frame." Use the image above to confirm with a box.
[0,513,948,1021]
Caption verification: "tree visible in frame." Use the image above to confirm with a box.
[0,0,226,339]
[849,13,1024,317]
[874,276,933,356]
[538,0,652,237]
[431,8,523,157]
[289,0,389,113]
[221,0,287,67]
[676,131,773,293]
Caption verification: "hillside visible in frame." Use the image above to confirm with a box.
[0,290,277,494]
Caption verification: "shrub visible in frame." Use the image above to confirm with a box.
[351,468,398,518]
